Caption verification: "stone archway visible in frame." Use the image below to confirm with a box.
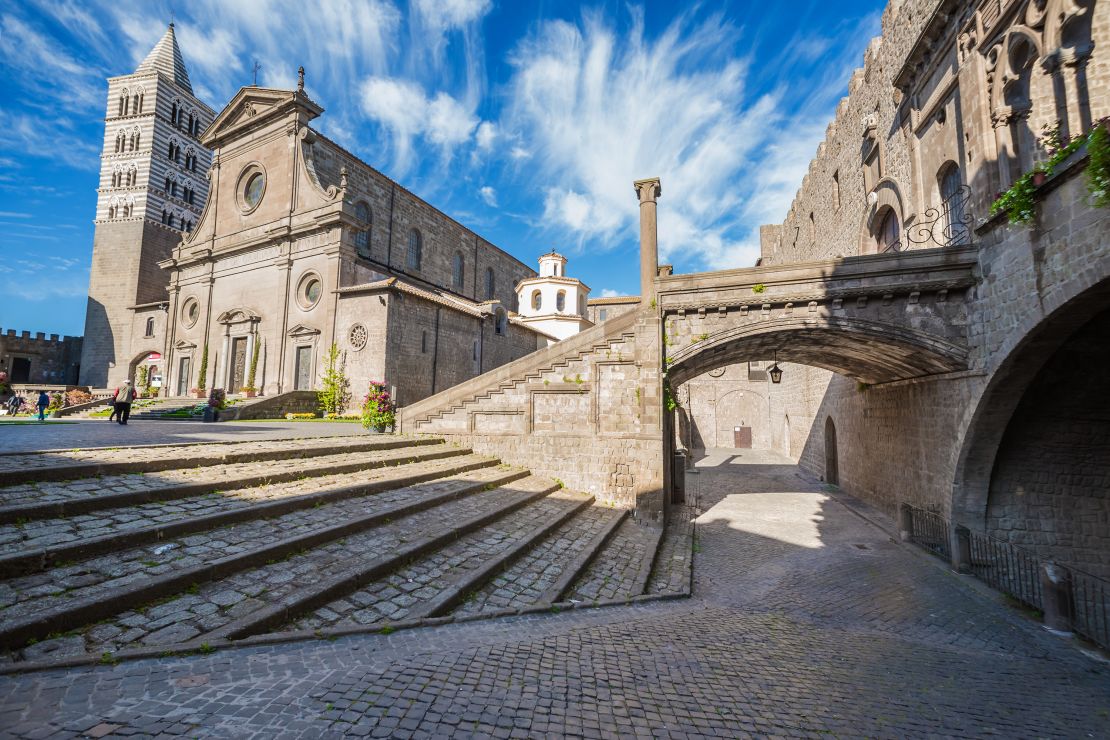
[127,350,163,397]
[950,280,1110,552]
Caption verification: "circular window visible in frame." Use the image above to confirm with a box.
[181,298,199,328]
[245,174,264,207]
[349,323,368,351]
[297,273,323,310]
[236,164,267,214]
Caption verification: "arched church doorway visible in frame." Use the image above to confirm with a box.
[128,351,162,397]
[824,417,838,485]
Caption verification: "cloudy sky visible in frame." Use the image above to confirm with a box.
[0,0,883,335]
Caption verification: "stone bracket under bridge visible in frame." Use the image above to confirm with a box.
[400,244,979,518]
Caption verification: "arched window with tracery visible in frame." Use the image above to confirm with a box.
[354,202,371,255]
[452,252,465,290]
[485,267,495,300]
[876,208,900,253]
[407,229,422,270]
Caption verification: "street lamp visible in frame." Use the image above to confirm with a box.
[768,351,783,384]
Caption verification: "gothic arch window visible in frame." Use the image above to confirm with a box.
[407,229,422,270]
[876,208,900,253]
[556,290,566,312]
[494,308,507,335]
[354,202,371,255]
[171,101,178,124]
[118,93,127,117]
[531,290,542,311]
[144,317,154,338]
[452,252,465,290]
[161,208,167,225]
[485,267,495,300]
[133,93,140,114]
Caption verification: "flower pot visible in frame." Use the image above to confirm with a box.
[373,424,386,433]
[242,390,256,398]
[194,390,207,399]
[1032,171,1048,187]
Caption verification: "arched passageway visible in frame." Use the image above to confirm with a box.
[984,307,1110,578]
[953,279,1110,578]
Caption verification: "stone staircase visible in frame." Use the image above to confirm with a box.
[0,433,691,667]
[126,398,205,419]
[402,308,641,431]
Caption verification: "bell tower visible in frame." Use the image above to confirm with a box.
[79,24,215,388]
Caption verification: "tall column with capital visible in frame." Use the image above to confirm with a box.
[634,177,662,306]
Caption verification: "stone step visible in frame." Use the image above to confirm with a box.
[60,478,554,654]
[0,462,523,654]
[0,434,435,487]
[564,517,663,604]
[199,477,561,643]
[451,505,627,617]
[0,441,463,523]
[287,488,595,631]
[0,453,501,577]
[645,504,695,596]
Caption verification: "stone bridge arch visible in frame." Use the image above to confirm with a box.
[666,315,969,387]
[659,246,979,387]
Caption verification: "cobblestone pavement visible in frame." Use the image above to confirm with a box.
[1,447,1108,736]
[0,447,471,556]
[0,421,374,456]
[565,517,655,604]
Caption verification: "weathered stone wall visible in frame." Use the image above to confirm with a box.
[401,309,666,518]
[985,308,1110,579]
[742,0,1110,531]
[0,329,83,386]
[586,298,640,324]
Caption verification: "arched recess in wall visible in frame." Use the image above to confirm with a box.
[951,276,1110,533]
[713,387,769,450]
[824,417,839,485]
[859,178,904,254]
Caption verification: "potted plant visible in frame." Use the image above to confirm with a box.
[360,381,395,433]
[203,387,226,422]
[240,386,257,398]
[243,339,260,399]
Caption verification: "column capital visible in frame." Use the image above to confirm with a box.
[634,177,662,204]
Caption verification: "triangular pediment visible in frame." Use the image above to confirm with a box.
[173,339,197,350]
[216,307,261,324]
[203,87,323,148]
[287,323,320,338]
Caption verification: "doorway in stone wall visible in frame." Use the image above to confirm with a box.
[229,337,247,392]
[177,357,191,397]
[294,345,313,390]
[10,357,30,383]
[825,417,839,485]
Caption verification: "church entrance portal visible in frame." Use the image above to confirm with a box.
[294,346,313,390]
[229,337,247,392]
[177,357,191,397]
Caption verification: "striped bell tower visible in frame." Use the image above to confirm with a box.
[79,24,215,388]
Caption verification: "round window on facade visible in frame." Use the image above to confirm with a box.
[349,323,368,351]
[297,273,323,310]
[236,164,267,213]
[181,298,199,328]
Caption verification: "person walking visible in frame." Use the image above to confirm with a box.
[6,393,21,417]
[113,381,136,425]
[36,391,50,421]
[107,386,120,422]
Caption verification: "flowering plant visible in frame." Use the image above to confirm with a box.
[360,381,395,431]
[208,387,227,409]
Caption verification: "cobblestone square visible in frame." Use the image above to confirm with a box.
[0,443,1105,737]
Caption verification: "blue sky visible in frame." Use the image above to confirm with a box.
[0,0,884,336]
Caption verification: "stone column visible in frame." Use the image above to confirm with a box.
[634,178,662,306]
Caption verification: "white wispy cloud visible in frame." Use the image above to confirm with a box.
[478,185,497,207]
[361,77,481,172]
[500,8,875,271]
[599,288,622,298]
[0,211,33,219]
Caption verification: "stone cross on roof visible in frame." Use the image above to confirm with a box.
[134,23,192,94]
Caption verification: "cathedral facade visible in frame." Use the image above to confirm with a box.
[81,26,545,407]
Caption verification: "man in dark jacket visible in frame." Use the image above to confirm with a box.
[113,381,136,425]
